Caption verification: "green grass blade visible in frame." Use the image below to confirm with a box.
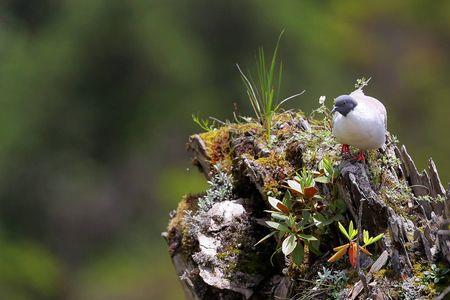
[275,90,305,111]
[275,60,283,108]
[236,64,262,121]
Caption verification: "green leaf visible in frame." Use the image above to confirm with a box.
[291,243,304,266]
[301,210,311,222]
[314,176,330,184]
[254,231,276,246]
[313,217,323,227]
[270,212,289,221]
[309,240,322,255]
[363,230,369,244]
[277,230,285,240]
[282,234,297,256]
[364,233,384,246]
[313,213,333,227]
[268,196,282,211]
[282,191,292,208]
[266,221,289,232]
[298,234,318,242]
[318,158,325,171]
[348,221,355,239]
[338,222,350,240]
[372,233,384,243]
[286,215,296,228]
[287,180,302,194]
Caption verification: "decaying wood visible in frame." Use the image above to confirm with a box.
[350,250,389,300]
[188,134,212,179]
[167,115,450,300]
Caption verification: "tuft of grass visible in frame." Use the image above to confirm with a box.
[236,31,304,144]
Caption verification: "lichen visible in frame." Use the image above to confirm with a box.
[168,193,200,232]
[197,167,234,211]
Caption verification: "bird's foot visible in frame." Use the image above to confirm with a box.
[341,144,351,156]
[356,151,366,162]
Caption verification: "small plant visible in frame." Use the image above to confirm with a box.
[237,31,303,144]
[399,277,426,300]
[315,156,339,184]
[293,267,348,300]
[354,77,371,89]
[287,168,321,200]
[192,113,216,132]
[422,264,449,284]
[197,165,234,211]
[255,165,346,266]
[388,134,399,146]
[327,221,384,268]
[255,194,322,266]
[310,95,331,119]
[314,267,348,299]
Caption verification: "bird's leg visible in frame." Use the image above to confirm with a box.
[341,144,351,156]
[356,151,366,162]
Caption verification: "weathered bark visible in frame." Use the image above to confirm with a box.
[164,113,450,300]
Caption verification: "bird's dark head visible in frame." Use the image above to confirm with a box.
[332,95,358,117]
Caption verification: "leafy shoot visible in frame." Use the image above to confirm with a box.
[354,77,371,89]
[328,221,384,268]
[192,113,216,132]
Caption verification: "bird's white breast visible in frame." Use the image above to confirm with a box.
[332,92,386,150]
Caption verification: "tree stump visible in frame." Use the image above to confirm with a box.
[163,111,450,300]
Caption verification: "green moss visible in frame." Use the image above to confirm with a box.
[234,122,263,134]
[367,151,383,187]
[168,194,199,232]
[423,283,438,297]
[412,263,424,276]
[199,127,233,170]
[216,248,241,260]
[255,152,295,194]
[273,111,305,123]
[365,149,417,219]
[294,123,340,169]
[373,268,398,280]
[217,244,269,276]
[238,253,268,275]
[216,247,240,275]
[167,194,200,255]
[379,177,414,219]
[198,122,264,172]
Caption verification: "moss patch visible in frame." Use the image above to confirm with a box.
[255,152,295,194]
[200,127,233,170]
[168,194,200,232]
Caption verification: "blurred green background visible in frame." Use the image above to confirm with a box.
[0,0,448,299]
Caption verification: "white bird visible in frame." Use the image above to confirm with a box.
[331,89,387,161]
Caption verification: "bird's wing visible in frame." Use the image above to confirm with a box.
[350,89,387,129]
